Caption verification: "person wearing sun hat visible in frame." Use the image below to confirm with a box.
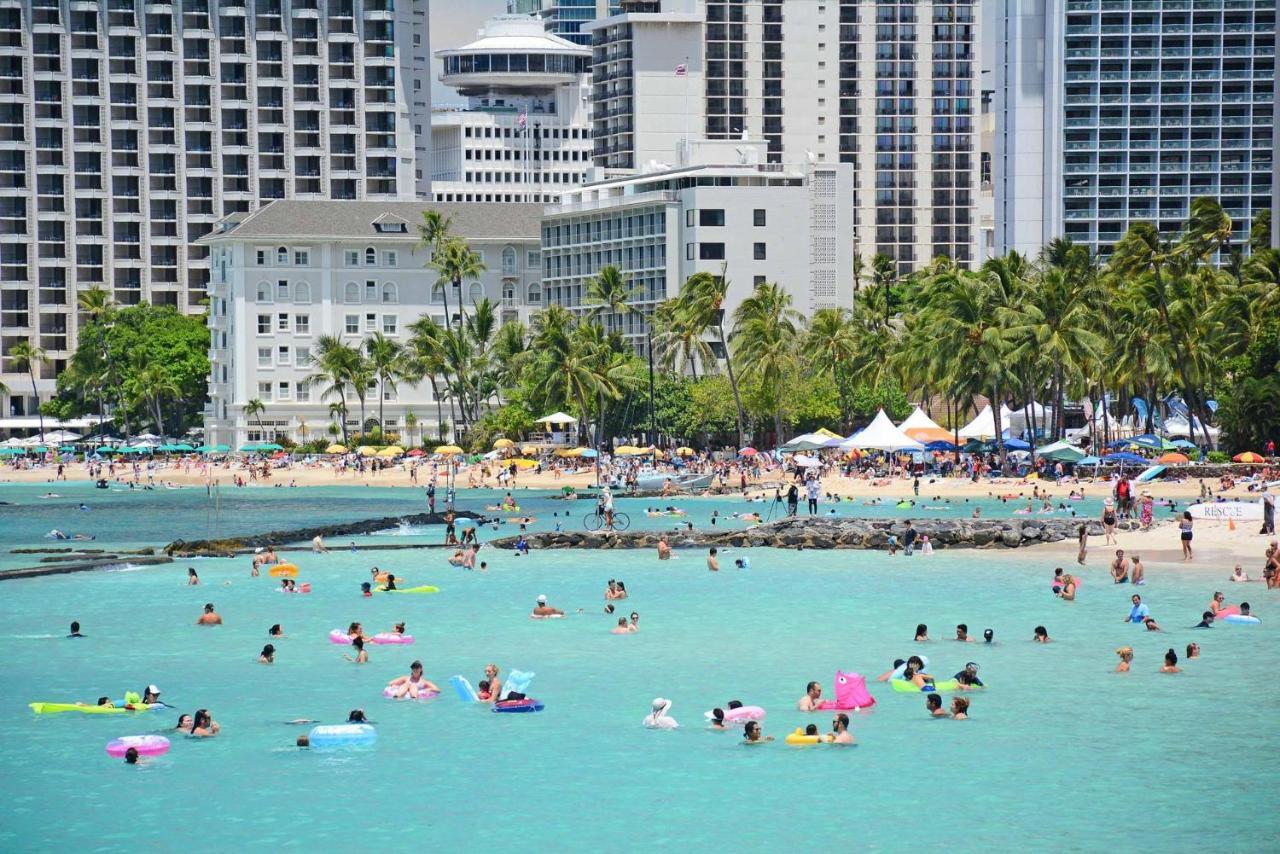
[1101,497,1118,545]
[531,594,564,618]
[643,697,678,730]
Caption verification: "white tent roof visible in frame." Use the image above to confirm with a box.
[958,404,1016,439]
[898,406,945,433]
[1163,417,1219,437]
[842,409,925,451]
[781,432,841,451]
[537,412,578,425]
[42,430,81,443]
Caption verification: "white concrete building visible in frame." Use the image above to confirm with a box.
[199,201,542,448]
[540,138,853,354]
[431,15,593,204]
[587,0,981,274]
[0,0,433,426]
[993,0,1275,258]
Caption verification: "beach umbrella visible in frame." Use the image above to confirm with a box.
[1003,437,1031,451]
[521,444,540,456]
[0,447,20,456]
[792,454,821,468]
[962,439,991,453]
[378,445,404,457]
[58,446,76,453]
[1157,452,1189,464]
[813,427,843,439]
[434,444,464,455]
[614,446,647,456]
[511,458,538,469]
[924,440,957,451]
[1035,442,1086,463]
[172,443,194,452]
[97,446,121,454]
[1102,452,1146,464]
[1170,439,1198,450]
[580,448,599,458]
[1128,434,1174,451]
[258,443,284,451]
[739,447,757,456]
[122,446,148,454]
[239,444,261,452]
[537,412,578,426]
[406,448,425,457]
[1076,455,1101,466]
[356,446,378,456]
[674,447,695,457]
[1233,452,1264,463]
[325,444,347,454]
[493,438,515,449]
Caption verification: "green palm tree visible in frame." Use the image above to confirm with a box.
[403,410,417,448]
[430,237,486,334]
[871,253,897,324]
[9,340,47,442]
[406,317,452,442]
[584,265,641,336]
[364,332,405,432]
[417,210,455,337]
[306,335,361,444]
[731,281,801,444]
[136,364,179,436]
[802,308,858,428]
[651,298,713,378]
[242,398,267,440]
[681,268,746,447]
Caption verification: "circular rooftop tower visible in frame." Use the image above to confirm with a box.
[437,15,591,95]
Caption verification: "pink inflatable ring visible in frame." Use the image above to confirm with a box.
[371,633,414,645]
[704,705,765,724]
[106,735,170,758]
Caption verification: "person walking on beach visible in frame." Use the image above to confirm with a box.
[805,477,820,515]
[1179,511,1194,561]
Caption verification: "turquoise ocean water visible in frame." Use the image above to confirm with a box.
[0,483,1269,851]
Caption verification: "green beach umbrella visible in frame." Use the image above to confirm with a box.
[0,447,20,456]
[96,446,120,455]
[239,444,262,452]
[258,443,284,451]
[172,443,195,452]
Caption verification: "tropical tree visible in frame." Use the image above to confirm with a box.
[731,281,801,443]
[136,363,180,435]
[584,265,641,336]
[364,332,405,432]
[871,253,897,323]
[417,210,455,338]
[242,398,267,440]
[801,308,858,429]
[651,297,713,378]
[430,237,486,333]
[306,335,361,443]
[680,268,746,447]
[9,340,47,442]
[403,410,417,448]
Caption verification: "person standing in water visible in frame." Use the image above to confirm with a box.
[1110,550,1129,584]
[1115,647,1133,672]
[829,714,855,744]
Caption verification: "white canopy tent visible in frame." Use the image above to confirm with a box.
[1004,401,1054,433]
[41,430,82,444]
[898,406,952,443]
[957,404,1016,440]
[537,412,578,425]
[780,432,843,452]
[1163,417,1220,445]
[842,409,925,451]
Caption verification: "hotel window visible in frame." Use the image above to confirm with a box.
[277,346,290,365]
[364,312,377,332]
[257,314,271,334]
[294,249,309,266]
[257,381,272,401]
[381,283,398,304]
[383,250,397,266]
[364,246,376,265]
[699,209,725,226]
[344,282,359,303]
[257,347,272,367]
[296,345,311,365]
[527,250,539,268]
[295,313,310,334]
[295,382,310,402]
[277,313,289,332]
[276,246,288,265]
[256,282,271,302]
[753,209,766,227]
[365,280,377,301]
[294,282,310,303]
[344,314,359,334]
[382,314,397,335]
[277,381,290,401]
[699,243,726,260]
[753,242,767,260]
[502,246,517,275]
[256,248,267,265]
[276,279,289,300]
[344,249,360,266]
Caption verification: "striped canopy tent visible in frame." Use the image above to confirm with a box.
[898,406,952,444]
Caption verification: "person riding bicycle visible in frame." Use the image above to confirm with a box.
[598,486,616,531]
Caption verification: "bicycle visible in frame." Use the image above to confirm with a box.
[584,509,630,531]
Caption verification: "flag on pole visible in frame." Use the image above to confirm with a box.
[674,64,687,77]
[517,111,527,129]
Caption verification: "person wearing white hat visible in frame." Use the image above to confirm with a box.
[530,595,564,619]
[141,685,163,705]
[643,697,678,730]
[1101,498,1118,545]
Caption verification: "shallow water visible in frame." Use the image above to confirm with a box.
[0,535,1275,851]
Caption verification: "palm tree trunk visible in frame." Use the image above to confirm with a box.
[338,391,349,444]
[718,321,746,448]
[1100,383,1112,449]
[377,377,385,431]
[28,369,44,442]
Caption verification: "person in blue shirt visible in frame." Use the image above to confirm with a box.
[1126,594,1150,623]
[954,662,984,688]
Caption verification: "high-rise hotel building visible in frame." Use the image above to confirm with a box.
[993,0,1275,258]
[587,0,981,275]
[0,0,431,423]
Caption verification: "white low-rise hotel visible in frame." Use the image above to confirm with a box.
[541,137,854,354]
[199,200,542,448]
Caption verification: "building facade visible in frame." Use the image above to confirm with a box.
[0,0,432,426]
[540,138,853,353]
[587,0,981,275]
[994,0,1275,258]
[200,200,542,448]
[431,15,593,204]
[508,0,622,46]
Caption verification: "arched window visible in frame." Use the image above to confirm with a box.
[364,247,376,266]
[501,245,517,276]
[431,282,445,304]
[343,282,360,303]
[527,283,542,304]
[468,282,484,304]
[255,282,272,303]
[276,246,288,265]
[294,281,311,303]
[381,283,398,304]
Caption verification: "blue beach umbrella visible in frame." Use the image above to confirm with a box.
[1003,437,1031,451]
[1076,456,1102,466]
[1102,452,1147,464]
[924,440,957,451]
